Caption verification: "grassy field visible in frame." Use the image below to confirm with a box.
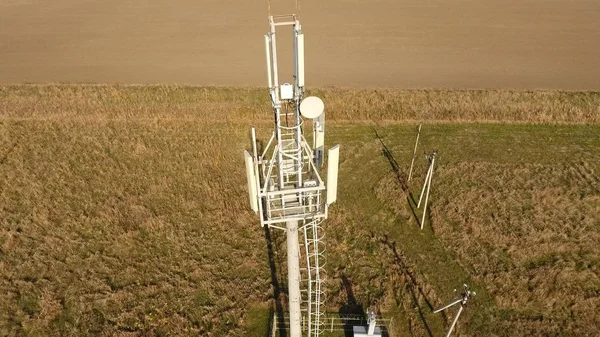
[0,85,599,336]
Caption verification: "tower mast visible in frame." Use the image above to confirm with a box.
[244,10,339,337]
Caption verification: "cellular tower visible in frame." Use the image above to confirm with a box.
[243,9,340,337]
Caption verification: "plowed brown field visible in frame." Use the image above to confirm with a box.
[1,0,599,89]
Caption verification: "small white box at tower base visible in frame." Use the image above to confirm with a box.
[280,83,294,100]
[353,310,382,337]
[353,325,382,337]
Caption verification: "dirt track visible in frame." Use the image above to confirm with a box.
[1,0,599,89]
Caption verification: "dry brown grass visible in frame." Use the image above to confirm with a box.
[1,85,599,123]
[433,161,600,336]
[0,113,270,336]
[0,85,599,336]
[315,88,600,124]
[370,124,600,336]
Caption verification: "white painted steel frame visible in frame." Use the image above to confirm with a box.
[246,13,339,337]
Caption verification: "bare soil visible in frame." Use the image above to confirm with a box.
[1,0,600,89]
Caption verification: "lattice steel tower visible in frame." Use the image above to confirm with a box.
[243,11,340,337]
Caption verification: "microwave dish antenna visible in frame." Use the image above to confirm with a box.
[300,96,325,119]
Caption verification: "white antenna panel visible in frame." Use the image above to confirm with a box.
[244,150,259,212]
[300,96,324,119]
[326,145,340,205]
[264,35,273,89]
[297,33,305,87]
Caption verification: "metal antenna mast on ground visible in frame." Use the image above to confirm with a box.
[417,150,437,229]
[434,284,476,337]
[407,123,422,182]
[244,10,340,337]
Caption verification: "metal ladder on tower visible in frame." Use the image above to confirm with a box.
[302,218,326,336]
[277,101,303,186]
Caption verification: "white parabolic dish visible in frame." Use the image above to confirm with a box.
[300,96,325,119]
